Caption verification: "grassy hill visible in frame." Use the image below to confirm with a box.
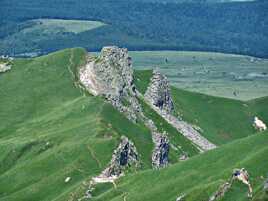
[0,48,199,201]
[91,132,268,201]
[0,48,267,201]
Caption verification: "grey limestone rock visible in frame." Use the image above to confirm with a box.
[152,132,169,169]
[102,136,140,177]
[145,70,174,114]
[79,46,141,121]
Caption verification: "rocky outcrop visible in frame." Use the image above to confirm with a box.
[0,63,11,73]
[152,132,169,169]
[101,136,140,177]
[145,70,174,114]
[79,46,141,121]
[82,136,140,200]
[143,116,170,168]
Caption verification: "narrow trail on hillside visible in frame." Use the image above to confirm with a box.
[87,145,102,169]
[68,49,76,80]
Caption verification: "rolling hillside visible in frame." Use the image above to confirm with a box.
[0,48,267,201]
[0,48,198,201]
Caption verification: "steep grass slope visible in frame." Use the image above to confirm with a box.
[92,132,268,201]
[0,49,198,201]
[134,70,268,145]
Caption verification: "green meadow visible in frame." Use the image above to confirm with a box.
[130,51,268,101]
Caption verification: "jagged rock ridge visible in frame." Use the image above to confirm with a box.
[79,46,170,169]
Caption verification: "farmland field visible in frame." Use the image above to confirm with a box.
[129,51,268,100]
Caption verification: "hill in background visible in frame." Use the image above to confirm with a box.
[0,0,267,57]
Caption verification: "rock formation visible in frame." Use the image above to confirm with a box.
[79,46,141,121]
[83,136,140,200]
[101,136,140,177]
[145,70,174,114]
[0,63,11,73]
[152,132,169,169]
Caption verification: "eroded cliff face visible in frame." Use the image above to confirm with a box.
[79,46,141,121]
[145,70,174,114]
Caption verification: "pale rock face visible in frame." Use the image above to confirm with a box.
[145,70,174,114]
[80,46,133,98]
[79,46,141,121]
